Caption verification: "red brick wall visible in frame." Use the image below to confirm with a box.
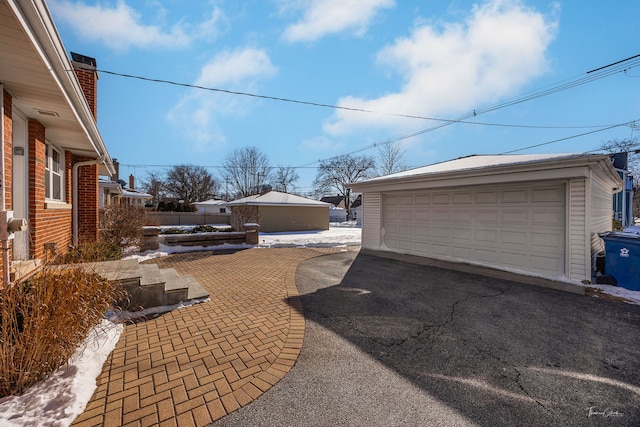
[73,67,97,120]
[76,157,99,242]
[28,119,72,259]
[2,91,13,281]
[3,90,12,211]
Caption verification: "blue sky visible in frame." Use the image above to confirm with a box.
[49,0,640,195]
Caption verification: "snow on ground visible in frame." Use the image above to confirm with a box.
[0,320,122,427]
[2,222,638,427]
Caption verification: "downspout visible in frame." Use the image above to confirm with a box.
[72,156,104,246]
[0,85,9,287]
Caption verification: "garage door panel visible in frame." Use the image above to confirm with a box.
[432,210,451,222]
[532,210,563,226]
[453,210,473,222]
[399,195,413,205]
[475,248,498,263]
[415,194,431,204]
[502,210,528,225]
[415,242,430,253]
[397,240,414,251]
[414,225,430,237]
[452,246,472,258]
[502,190,528,203]
[398,210,412,221]
[432,244,450,256]
[475,229,498,243]
[477,191,498,203]
[384,195,399,205]
[477,211,499,223]
[500,252,528,268]
[382,182,566,277]
[452,228,472,241]
[415,210,430,221]
[531,233,563,250]
[533,187,564,202]
[433,194,450,204]
[530,255,563,275]
[432,227,451,239]
[500,230,527,245]
[453,193,473,204]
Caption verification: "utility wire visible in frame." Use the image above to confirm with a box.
[299,54,640,166]
[500,119,639,154]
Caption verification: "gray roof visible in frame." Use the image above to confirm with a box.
[227,191,330,207]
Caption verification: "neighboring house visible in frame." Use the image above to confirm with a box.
[610,152,634,227]
[348,153,622,284]
[226,191,331,232]
[1,0,115,283]
[350,194,362,223]
[99,179,152,209]
[99,179,123,209]
[320,195,346,208]
[193,199,230,214]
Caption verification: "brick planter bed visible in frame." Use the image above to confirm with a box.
[161,232,248,247]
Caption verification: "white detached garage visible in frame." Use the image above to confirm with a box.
[349,154,622,283]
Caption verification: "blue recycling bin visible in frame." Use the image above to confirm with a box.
[599,232,640,291]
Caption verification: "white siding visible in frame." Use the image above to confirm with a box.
[567,179,588,281]
[362,192,381,249]
[590,173,615,270]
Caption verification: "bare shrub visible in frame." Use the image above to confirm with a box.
[55,240,122,264]
[100,205,146,249]
[0,265,125,397]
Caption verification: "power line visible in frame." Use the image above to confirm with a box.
[500,120,638,154]
[95,51,638,129]
[298,54,640,166]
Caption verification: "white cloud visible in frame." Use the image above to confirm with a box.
[167,48,277,151]
[281,0,395,43]
[195,48,277,87]
[324,0,558,135]
[49,1,226,51]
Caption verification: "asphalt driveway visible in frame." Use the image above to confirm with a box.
[213,250,640,426]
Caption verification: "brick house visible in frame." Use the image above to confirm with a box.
[0,0,115,284]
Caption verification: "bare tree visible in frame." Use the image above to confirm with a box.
[313,154,376,218]
[221,147,271,198]
[377,142,408,176]
[163,164,219,204]
[140,170,165,207]
[273,166,299,193]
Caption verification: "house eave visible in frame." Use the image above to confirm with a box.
[2,0,114,176]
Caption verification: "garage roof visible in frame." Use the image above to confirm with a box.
[227,191,331,207]
[349,153,621,191]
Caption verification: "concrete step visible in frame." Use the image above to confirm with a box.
[74,259,209,310]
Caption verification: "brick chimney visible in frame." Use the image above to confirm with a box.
[70,52,98,120]
[129,174,135,190]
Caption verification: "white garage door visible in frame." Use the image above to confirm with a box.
[382,183,566,277]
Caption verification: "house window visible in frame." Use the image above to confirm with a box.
[45,144,64,201]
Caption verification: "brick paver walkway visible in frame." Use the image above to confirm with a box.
[72,247,352,427]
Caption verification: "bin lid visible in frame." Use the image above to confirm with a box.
[599,231,640,240]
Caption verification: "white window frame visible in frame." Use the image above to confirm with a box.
[45,142,65,202]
